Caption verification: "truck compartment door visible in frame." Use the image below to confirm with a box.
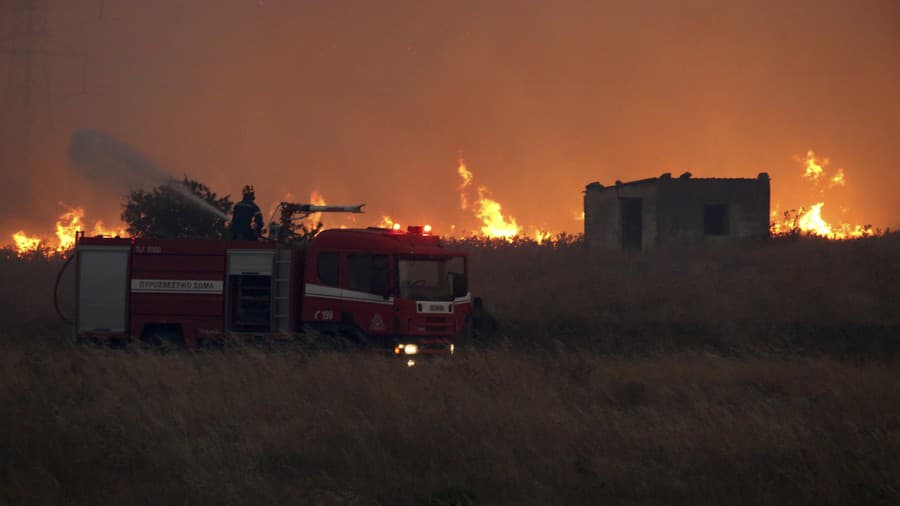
[226,249,275,332]
[76,245,130,334]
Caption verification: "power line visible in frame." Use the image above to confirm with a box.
[0,0,91,169]
[1,1,49,149]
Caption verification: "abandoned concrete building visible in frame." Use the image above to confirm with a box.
[583,172,770,251]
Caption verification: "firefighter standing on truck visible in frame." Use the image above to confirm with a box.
[230,185,264,240]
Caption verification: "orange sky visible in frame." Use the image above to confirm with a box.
[2,0,899,239]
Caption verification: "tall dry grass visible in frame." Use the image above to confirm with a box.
[0,249,74,338]
[2,344,898,505]
[1,237,899,504]
[454,234,900,352]
[2,234,898,344]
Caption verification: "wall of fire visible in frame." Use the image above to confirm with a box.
[583,173,770,251]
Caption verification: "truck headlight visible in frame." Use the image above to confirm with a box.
[394,343,419,355]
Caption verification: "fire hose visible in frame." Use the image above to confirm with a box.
[54,253,75,324]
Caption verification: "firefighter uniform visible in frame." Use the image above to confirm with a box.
[231,186,264,240]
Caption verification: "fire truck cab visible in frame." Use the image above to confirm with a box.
[74,226,471,355]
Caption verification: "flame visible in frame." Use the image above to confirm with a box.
[800,149,846,189]
[474,186,520,239]
[92,220,124,237]
[305,190,359,230]
[309,190,327,226]
[12,231,42,255]
[802,149,827,181]
[55,208,85,251]
[830,169,845,188]
[378,215,396,229]
[457,158,473,210]
[772,150,877,240]
[455,158,562,242]
[796,203,832,236]
[792,203,875,239]
[310,190,326,206]
[6,205,126,256]
[533,229,552,244]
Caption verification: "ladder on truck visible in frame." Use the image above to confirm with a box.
[267,200,364,333]
[272,247,292,333]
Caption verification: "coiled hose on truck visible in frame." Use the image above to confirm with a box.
[54,253,75,324]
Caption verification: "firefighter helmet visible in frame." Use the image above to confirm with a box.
[242,185,255,198]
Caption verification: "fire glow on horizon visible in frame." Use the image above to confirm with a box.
[6,150,884,256]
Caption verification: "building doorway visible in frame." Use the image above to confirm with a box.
[703,203,730,236]
[620,198,643,250]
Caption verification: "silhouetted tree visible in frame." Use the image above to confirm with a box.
[121,177,232,239]
[280,221,324,242]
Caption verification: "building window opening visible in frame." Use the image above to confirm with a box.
[704,204,729,235]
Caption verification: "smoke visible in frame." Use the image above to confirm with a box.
[67,129,229,221]
[68,129,168,188]
[1,0,899,238]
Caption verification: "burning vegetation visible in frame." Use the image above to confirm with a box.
[455,158,554,243]
[5,149,886,257]
[266,158,560,244]
[10,206,125,257]
[771,150,878,239]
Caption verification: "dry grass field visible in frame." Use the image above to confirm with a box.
[1,235,898,505]
[458,233,900,353]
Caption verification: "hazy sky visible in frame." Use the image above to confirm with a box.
[2,0,899,238]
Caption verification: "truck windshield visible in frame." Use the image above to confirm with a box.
[398,256,465,301]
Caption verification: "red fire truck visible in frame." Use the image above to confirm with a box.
[74,203,471,357]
